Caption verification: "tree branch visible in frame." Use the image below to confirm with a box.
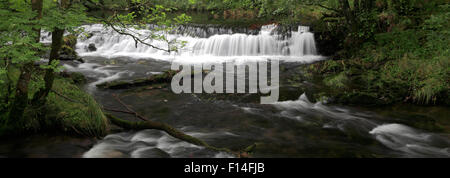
[316,4,342,14]
[105,113,256,157]
[102,20,171,52]
[107,94,256,157]
[303,2,342,14]
[111,94,149,121]
[84,1,172,53]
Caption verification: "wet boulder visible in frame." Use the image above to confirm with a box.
[63,34,77,49]
[59,71,87,84]
[131,148,171,158]
[59,34,80,61]
[58,54,84,63]
[86,32,94,39]
[88,43,97,52]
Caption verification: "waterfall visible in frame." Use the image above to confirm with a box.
[290,26,317,56]
[39,24,323,61]
[188,24,318,56]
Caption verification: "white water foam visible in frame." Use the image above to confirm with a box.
[83,129,236,158]
[268,93,450,157]
[370,124,450,157]
[272,93,378,130]
[63,63,130,92]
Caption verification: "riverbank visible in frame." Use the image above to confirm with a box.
[292,3,449,107]
[0,68,109,137]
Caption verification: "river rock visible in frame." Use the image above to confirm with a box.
[60,71,87,84]
[132,148,171,158]
[86,32,94,39]
[102,150,127,158]
[59,54,84,63]
[88,43,97,52]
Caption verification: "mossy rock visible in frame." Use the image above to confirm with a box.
[63,34,77,49]
[96,70,178,89]
[60,34,78,57]
[43,78,109,137]
[59,72,87,85]
[60,45,76,56]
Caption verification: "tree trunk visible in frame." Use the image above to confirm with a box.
[31,0,43,42]
[339,0,353,26]
[32,0,69,107]
[32,28,65,106]
[8,0,43,124]
[354,0,360,13]
[361,0,375,11]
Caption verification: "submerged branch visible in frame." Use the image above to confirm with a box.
[105,113,255,157]
[112,94,149,121]
[102,107,136,115]
[105,94,256,157]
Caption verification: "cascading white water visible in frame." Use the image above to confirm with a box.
[191,24,284,56]
[71,24,319,59]
[290,26,317,56]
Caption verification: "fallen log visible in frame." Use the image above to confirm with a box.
[105,94,255,157]
[96,70,211,89]
[96,70,177,89]
[105,113,256,157]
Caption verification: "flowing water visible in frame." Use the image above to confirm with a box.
[33,24,450,158]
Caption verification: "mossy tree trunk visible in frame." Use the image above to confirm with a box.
[33,0,70,106]
[32,29,64,106]
[319,0,376,48]
[8,0,43,125]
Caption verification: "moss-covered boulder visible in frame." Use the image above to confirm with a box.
[61,34,77,55]
[60,34,79,61]
[43,78,109,137]
[63,34,77,49]
[60,72,87,85]
[0,75,109,137]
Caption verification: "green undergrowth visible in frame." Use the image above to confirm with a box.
[0,69,109,137]
[305,4,449,106]
[43,78,109,137]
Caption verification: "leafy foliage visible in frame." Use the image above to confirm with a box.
[0,0,193,135]
[97,0,193,52]
[309,3,449,105]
